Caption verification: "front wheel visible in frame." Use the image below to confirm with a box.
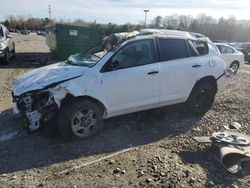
[3,49,10,65]
[57,99,103,141]
[229,62,239,74]
[12,45,16,58]
[186,82,216,115]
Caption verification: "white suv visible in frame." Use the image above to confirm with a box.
[0,24,15,64]
[12,29,233,140]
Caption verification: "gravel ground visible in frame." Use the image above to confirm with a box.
[0,33,249,188]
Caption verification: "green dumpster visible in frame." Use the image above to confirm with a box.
[45,23,104,60]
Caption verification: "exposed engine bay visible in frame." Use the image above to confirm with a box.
[13,90,58,131]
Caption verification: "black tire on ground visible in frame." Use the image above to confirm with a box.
[3,49,10,65]
[229,61,239,74]
[42,113,60,138]
[12,45,16,58]
[186,82,216,115]
[57,98,103,141]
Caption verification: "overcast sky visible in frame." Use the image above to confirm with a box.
[1,0,250,24]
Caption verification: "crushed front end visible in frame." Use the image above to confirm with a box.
[12,90,58,131]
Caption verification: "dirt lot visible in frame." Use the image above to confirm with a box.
[0,33,249,188]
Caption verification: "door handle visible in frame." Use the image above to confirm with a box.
[148,71,159,75]
[192,64,201,68]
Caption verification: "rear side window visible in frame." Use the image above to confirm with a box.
[158,39,189,61]
[190,40,209,55]
[219,45,234,53]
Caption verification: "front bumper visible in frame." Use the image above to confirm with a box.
[0,48,7,58]
[13,93,58,131]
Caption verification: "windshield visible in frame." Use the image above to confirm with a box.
[67,45,107,67]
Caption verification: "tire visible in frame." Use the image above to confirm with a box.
[186,82,216,115]
[42,113,60,138]
[12,45,16,58]
[229,61,239,74]
[3,49,10,65]
[57,98,103,141]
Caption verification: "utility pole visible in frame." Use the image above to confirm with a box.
[48,4,51,19]
[143,10,149,28]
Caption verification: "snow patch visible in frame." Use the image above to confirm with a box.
[0,131,18,142]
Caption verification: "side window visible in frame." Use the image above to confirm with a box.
[110,40,154,70]
[221,45,234,53]
[158,39,189,61]
[190,40,209,56]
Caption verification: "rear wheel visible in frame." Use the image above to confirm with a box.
[229,61,239,74]
[57,99,103,141]
[186,82,216,115]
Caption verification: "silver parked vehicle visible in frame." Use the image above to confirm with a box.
[0,24,15,64]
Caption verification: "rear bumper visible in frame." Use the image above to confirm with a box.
[216,68,234,93]
[243,53,250,61]
[217,74,228,93]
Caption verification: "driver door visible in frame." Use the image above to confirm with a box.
[101,39,160,117]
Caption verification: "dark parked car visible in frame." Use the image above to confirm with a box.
[20,30,30,35]
[37,31,46,36]
[234,43,250,63]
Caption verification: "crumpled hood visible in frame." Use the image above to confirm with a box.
[13,62,88,96]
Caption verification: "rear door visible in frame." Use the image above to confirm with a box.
[158,38,208,104]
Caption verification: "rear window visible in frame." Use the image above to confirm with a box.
[158,39,189,61]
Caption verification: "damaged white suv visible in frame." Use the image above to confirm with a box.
[12,29,234,140]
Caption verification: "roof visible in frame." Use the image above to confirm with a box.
[123,29,199,42]
[214,43,229,45]
[103,29,206,51]
[140,29,194,38]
